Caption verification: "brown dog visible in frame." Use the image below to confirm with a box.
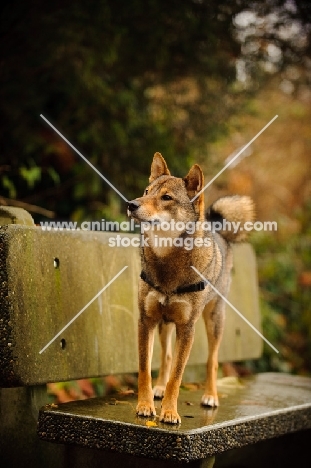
[127,152,254,424]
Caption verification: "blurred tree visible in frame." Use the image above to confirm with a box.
[251,198,311,375]
[197,69,311,375]
[0,0,310,221]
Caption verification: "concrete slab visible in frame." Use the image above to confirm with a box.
[37,373,311,462]
[1,219,261,386]
[0,206,35,226]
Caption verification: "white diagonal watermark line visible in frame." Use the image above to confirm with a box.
[40,114,128,203]
[39,266,128,354]
[191,115,278,202]
[191,266,279,354]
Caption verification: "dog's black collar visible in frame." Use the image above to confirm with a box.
[140,270,208,295]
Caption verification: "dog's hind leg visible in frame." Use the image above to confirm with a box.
[153,321,175,399]
[201,298,225,407]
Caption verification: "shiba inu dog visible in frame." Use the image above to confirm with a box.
[127,152,254,424]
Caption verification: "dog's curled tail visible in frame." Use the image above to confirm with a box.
[206,195,255,242]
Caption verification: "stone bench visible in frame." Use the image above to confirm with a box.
[1,206,310,468]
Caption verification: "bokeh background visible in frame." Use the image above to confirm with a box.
[1,0,311,399]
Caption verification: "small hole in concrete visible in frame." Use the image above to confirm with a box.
[54,257,60,269]
[236,328,241,336]
[60,338,66,350]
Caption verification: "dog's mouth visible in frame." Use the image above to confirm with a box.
[127,210,161,225]
[127,202,163,224]
[127,208,135,218]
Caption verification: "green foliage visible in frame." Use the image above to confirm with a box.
[2,175,16,199]
[0,1,236,220]
[2,0,310,221]
[252,201,311,375]
[19,163,41,190]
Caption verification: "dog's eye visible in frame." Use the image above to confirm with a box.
[144,189,148,195]
[161,194,172,201]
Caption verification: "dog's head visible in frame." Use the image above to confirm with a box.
[127,152,205,225]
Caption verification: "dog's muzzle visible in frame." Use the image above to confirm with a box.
[127,200,140,217]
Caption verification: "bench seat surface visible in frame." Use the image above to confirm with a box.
[38,373,311,462]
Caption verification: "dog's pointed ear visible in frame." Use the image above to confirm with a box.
[183,164,204,200]
[149,152,171,182]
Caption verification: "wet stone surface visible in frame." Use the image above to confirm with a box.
[38,373,311,462]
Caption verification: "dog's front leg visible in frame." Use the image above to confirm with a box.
[136,315,157,417]
[160,322,195,424]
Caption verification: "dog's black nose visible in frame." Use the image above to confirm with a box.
[127,200,140,212]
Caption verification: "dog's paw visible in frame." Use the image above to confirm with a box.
[160,409,181,424]
[136,401,156,417]
[201,394,219,407]
[153,385,165,399]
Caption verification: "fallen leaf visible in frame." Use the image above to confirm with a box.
[118,389,135,396]
[146,420,158,427]
[181,382,201,391]
[216,376,244,388]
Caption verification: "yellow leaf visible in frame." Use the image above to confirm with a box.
[146,420,158,427]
